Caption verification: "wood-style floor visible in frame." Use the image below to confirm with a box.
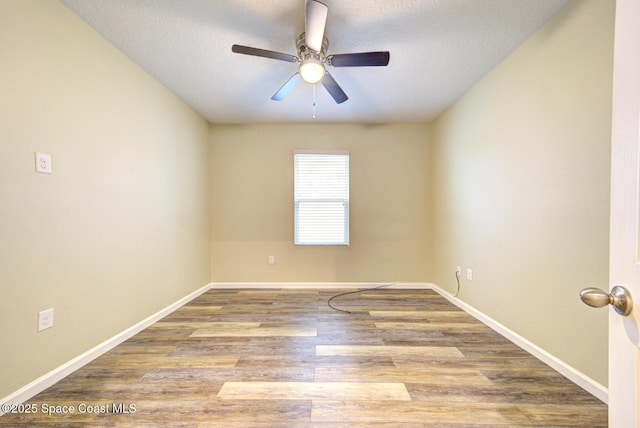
[0,288,607,427]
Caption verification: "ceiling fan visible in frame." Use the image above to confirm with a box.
[231,0,390,104]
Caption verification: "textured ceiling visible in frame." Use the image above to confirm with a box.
[61,0,568,124]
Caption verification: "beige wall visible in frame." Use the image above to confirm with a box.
[0,1,211,397]
[430,0,613,385]
[210,123,431,283]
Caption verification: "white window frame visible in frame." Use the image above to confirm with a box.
[294,150,350,246]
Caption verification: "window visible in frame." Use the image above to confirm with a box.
[294,151,349,246]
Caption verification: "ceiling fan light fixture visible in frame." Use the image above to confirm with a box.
[231,2,388,104]
[299,58,325,84]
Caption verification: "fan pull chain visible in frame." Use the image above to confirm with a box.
[312,84,317,119]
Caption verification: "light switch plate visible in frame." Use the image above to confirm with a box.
[35,152,52,174]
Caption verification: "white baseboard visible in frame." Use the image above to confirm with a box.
[428,283,608,404]
[0,283,213,413]
[210,281,429,289]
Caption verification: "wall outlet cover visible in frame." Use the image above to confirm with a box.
[38,308,54,331]
[35,152,52,174]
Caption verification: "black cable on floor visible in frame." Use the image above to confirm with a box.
[327,283,395,314]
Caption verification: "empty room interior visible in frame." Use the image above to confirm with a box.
[1,0,616,426]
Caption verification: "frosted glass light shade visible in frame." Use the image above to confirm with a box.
[299,59,325,84]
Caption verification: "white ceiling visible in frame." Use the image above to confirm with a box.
[61,0,568,124]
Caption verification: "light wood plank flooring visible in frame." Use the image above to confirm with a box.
[0,288,607,427]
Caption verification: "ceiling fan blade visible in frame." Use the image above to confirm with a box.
[305,0,328,52]
[320,72,348,104]
[271,73,302,101]
[329,51,390,67]
[232,44,298,63]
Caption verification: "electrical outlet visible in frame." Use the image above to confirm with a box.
[466,268,473,281]
[456,266,462,274]
[268,255,275,265]
[38,308,54,331]
[35,152,52,174]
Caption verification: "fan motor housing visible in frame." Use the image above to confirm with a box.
[297,32,328,62]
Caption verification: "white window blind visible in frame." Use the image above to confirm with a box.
[294,151,349,246]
